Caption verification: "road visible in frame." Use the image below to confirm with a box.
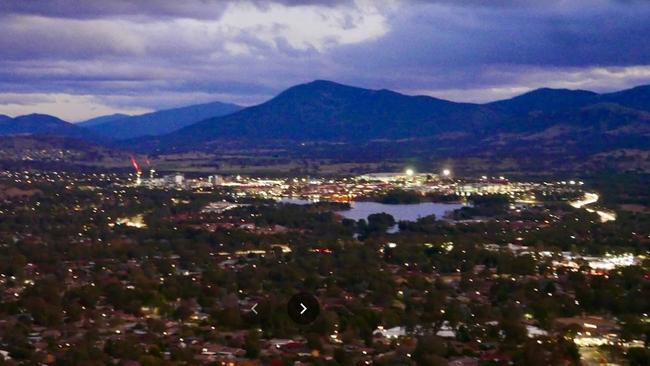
[569,192,616,223]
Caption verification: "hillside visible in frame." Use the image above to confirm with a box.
[0,135,139,171]
[599,85,650,112]
[156,80,500,145]
[486,88,598,114]
[148,81,649,151]
[78,113,131,127]
[3,81,649,174]
[85,101,242,140]
[0,114,94,140]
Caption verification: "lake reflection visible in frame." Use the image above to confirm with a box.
[335,201,465,222]
[277,198,465,223]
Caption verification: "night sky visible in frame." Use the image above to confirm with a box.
[2,0,650,121]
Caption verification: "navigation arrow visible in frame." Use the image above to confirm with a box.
[251,303,258,315]
[288,292,320,324]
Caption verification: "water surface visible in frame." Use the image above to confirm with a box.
[335,201,465,222]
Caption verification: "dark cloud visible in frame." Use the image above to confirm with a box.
[0,1,227,19]
[0,0,349,19]
[328,1,650,90]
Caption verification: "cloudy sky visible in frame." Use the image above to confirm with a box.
[2,0,650,121]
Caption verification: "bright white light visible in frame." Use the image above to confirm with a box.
[442,169,451,177]
[405,168,414,176]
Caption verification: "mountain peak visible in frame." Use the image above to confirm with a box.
[84,100,242,140]
[303,79,349,88]
[12,113,70,124]
[286,79,364,93]
[78,113,131,127]
[488,87,598,114]
[274,80,411,104]
[0,113,95,140]
[600,84,650,112]
[520,87,597,97]
[621,84,650,92]
[156,79,479,147]
[306,79,337,85]
[15,113,63,120]
[615,85,650,100]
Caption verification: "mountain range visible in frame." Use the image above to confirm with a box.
[0,100,242,141]
[1,80,649,167]
[157,80,492,144]
[80,101,242,139]
[144,80,650,154]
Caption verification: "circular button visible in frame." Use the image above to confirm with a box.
[287,292,320,325]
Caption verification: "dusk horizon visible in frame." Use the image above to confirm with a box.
[6,78,650,123]
[3,0,650,121]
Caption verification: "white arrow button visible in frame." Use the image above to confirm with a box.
[251,303,258,315]
[299,303,307,315]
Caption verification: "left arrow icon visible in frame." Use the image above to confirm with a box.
[251,303,258,315]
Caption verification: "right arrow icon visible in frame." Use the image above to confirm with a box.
[288,292,320,325]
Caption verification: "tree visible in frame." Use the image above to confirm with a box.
[244,330,261,358]
[413,335,447,366]
[627,347,650,366]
